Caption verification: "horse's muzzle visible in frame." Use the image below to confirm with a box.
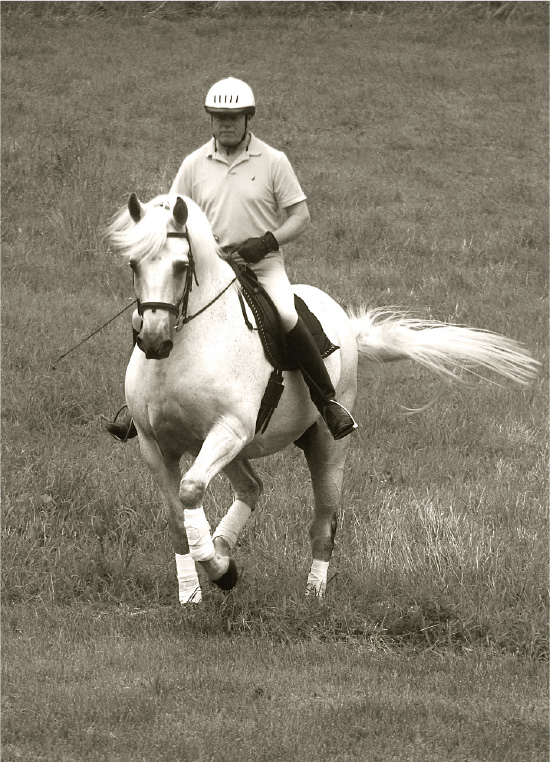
[136,335,174,360]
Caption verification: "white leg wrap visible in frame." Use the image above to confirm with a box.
[175,553,202,604]
[306,559,330,597]
[212,500,252,552]
[183,508,215,562]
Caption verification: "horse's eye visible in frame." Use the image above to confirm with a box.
[173,260,187,275]
[129,260,138,272]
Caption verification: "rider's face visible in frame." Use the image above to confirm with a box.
[211,113,248,148]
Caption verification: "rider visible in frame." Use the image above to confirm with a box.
[107,77,357,441]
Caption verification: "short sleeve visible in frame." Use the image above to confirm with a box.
[272,152,307,209]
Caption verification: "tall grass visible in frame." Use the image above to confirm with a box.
[2,3,548,660]
[3,1,547,22]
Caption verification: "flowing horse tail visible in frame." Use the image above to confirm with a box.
[347,307,539,385]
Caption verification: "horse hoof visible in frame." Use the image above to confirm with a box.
[212,558,238,591]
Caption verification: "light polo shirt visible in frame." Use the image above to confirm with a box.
[170,134,307,249]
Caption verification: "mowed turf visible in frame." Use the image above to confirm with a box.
[3,604,548,762]
[2,2,548,761]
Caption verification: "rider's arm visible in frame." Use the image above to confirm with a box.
[272,200,311,247]
[236,200,310,264]
[236,200,311,264]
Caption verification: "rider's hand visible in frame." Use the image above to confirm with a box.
[237,232,279,264]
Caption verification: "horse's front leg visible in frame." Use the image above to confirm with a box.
[137,435,202,604]
[177,415,252,588]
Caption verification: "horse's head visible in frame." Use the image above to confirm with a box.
[107,193,198,360]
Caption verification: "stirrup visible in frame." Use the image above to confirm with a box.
[323,400,358,441]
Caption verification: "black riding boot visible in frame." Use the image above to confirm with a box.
[105,406,138,441]
[285,318,358,440]
[105,329,139,442]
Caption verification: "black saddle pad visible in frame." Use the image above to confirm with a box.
[230,262,339,371]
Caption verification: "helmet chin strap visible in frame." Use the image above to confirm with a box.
[240,115,249,144]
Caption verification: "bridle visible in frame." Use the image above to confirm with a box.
[136,230,237,331]
[136,231,196,332]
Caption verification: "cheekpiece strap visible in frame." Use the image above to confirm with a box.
[165,229,199,325]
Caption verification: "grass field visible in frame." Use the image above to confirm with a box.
[2,2,549,760]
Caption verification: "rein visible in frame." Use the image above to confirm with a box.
[137,230,237,330]
[51,299,137,369]
[52,229,237,369]
[179,274,237,327]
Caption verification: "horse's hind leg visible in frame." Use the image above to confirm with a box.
[213,459,263,557]
[301,421,349,596]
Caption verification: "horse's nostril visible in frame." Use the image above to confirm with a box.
[160,340,173,357]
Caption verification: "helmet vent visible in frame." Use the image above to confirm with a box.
[205,78,255,115]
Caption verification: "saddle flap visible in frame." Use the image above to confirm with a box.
[229,262,339,371]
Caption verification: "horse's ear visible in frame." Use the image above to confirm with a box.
[128,193,143,223]
[173,196,188,229]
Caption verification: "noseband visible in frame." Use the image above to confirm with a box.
[137,231,198,331]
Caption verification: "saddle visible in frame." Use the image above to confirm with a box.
[228,261,339,433]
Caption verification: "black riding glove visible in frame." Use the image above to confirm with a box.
[237,231,279,264]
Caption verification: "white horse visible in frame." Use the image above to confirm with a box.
[106,193,538,602]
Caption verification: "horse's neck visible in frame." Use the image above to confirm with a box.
[174,254,254,374]
[186,253,236,319]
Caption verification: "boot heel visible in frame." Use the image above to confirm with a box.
[323,401,358,440]
[105,405,138,442]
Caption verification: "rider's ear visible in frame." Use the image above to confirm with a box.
[128,193,144,223]
[173,196,188,229]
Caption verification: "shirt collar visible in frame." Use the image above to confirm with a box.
[247,134,262,156]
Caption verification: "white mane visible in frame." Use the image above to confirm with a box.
[104,194,220,266]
